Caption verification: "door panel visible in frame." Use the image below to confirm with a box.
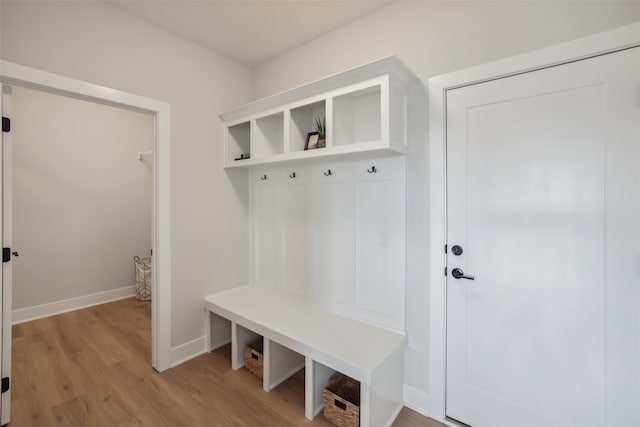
[253,172,279,287]
[446,48,640,427]
[308,180,354,305]
[355,179,401,317]
[278,182,309,294]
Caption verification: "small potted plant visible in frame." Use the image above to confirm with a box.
[314,116,326,149]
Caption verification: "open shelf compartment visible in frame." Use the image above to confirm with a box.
[289,100,326,153]
[253,112,284,159]
[227,121,251,164]
[305,359,339,419]
[232,323,262,372]
[332,84,381,147]
[265,340,305,392]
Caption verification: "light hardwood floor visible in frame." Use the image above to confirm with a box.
[10,298,444,426]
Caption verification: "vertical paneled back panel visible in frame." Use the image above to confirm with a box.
[278,182,309,295]
[250,155,406,331]
[252,171,279,287]
[308,176,355,307]
[355,157,406,331]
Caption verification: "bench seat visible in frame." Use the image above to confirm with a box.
[204,285,406,427]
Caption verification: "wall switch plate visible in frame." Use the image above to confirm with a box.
[378,230,389,248]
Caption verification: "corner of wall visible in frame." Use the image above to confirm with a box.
[403,383,430,418]
[171,336,208,368]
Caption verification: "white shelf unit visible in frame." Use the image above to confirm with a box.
[213,56,422,426]
[220,56,418,168]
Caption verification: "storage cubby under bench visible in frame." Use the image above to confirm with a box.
[203,285,406,427]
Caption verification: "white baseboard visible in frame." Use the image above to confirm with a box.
[171,336,207,367]
[403,383,430,418]
[12,285,136,324]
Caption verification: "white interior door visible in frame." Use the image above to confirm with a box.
[1,84,12,425]
[446,47,640,427]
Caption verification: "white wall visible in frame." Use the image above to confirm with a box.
[0,1,253,349]
[253,2,640,97]
[251,1,640,398]
[11,86,152,310]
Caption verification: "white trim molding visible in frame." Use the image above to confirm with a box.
[403,384,430,418]
[427,22,640,423]
[0,61,172,372]
[171,336,207,368]
[12,286,136,324]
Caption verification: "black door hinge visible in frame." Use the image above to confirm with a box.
[444,266,448,276]
[444,244,448,254]
[2,248,10,263]
[2,117,9,133]
[1,377,9,393]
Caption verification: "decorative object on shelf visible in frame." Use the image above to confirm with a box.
[314,116,326,149]
[305,131,319,150]
[260,174,268,180]
[234,153,251,161]
[323,169,332,176]
[367,165,377,173]
[289,172,296,179]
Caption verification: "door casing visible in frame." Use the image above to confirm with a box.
[0,61,172,373]
[1,83,12,425]
[427,22,640,425]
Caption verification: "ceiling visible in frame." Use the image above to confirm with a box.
[109,0,393,66]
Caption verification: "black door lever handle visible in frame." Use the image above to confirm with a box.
[451,268,475,280]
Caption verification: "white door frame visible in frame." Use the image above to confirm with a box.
[427,22,640,424]
[1,84,13,425]
[0,61,172,372]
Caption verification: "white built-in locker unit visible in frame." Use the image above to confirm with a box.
[210,56,424,426]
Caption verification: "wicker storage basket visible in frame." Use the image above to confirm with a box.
[323,373,360,427]
[134,256,152,301]
[244,339,264,380]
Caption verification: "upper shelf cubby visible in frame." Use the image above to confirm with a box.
[219,56,420,168]
[333,84,381,147]
[226,121,251,164]
[289,100,326,153]
[253,112,284,160]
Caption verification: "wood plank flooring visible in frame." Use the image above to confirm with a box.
[10,298,444,426]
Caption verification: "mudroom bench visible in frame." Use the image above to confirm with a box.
[203,285,406,427]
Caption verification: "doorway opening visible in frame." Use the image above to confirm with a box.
[0,60,171,423]
[11,85,154,324]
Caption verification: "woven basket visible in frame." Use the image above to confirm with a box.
[323,373,360,427]
[134,256,151,301]
[244,340,264,380]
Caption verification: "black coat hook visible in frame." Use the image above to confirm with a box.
[323,169,332,176]
[367,166,377,173]
[289,172,296,178]
[260,174,267,180]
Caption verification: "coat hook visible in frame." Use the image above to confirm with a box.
[367,166,377,173]
[260,174,267,180]
[289,172,296,179]
[323,169,332,176]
